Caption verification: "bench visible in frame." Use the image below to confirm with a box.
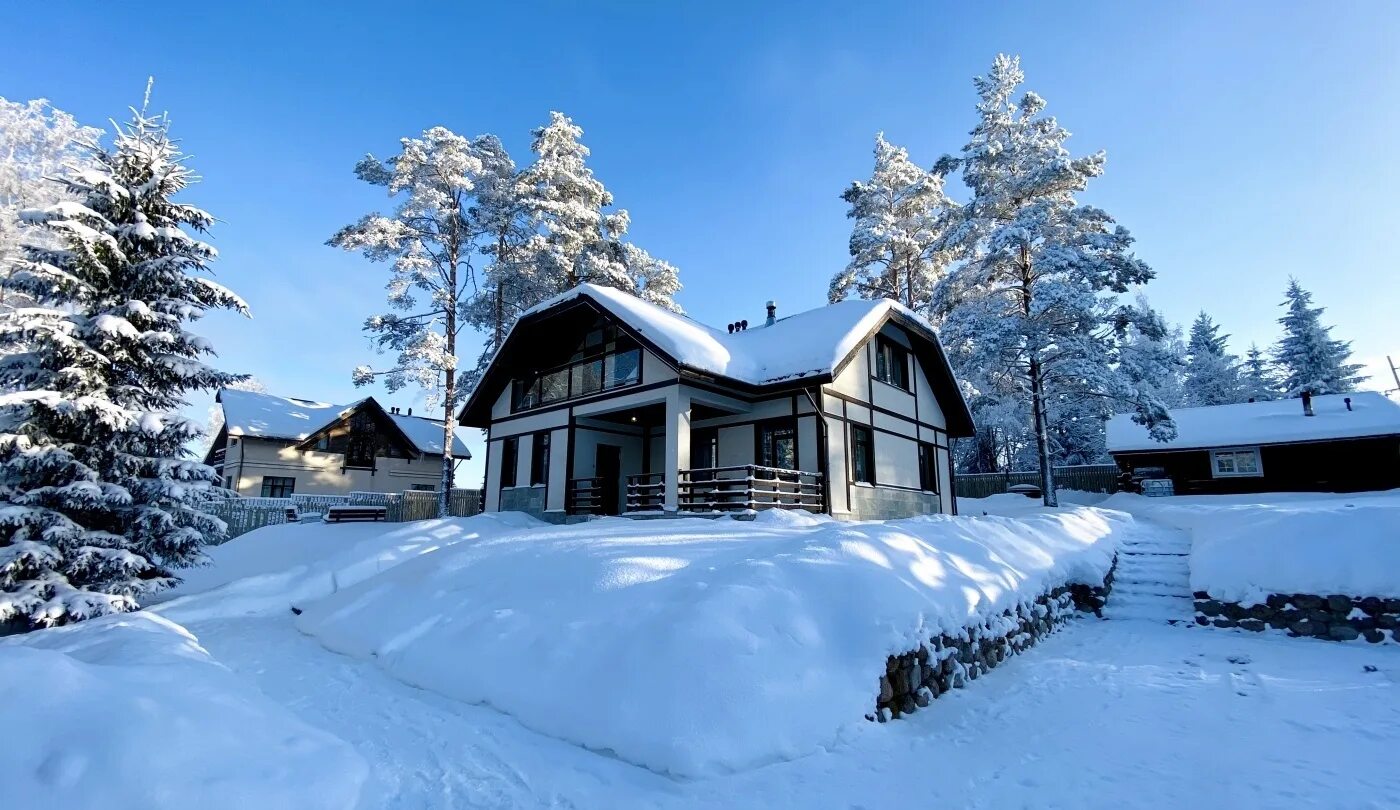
[325,505,388,523]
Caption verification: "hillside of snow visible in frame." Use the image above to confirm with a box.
[292,507,1129,776]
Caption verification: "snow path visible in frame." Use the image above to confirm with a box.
[1104,521,1194,624]
[186,611,1400,808]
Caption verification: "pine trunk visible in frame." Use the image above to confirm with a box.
[1019,243,1057,508]
[439,243,459,519]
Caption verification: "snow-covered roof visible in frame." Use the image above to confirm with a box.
[218,389,469,456]
[1106,392,1400,453]
[517,283,949,386]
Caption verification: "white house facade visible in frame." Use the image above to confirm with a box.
[458,284,975,521]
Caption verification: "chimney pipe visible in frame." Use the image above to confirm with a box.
[727,323,735,334]
[1344,397,1352,412]
[740,319,748,331]
[765,300,777,326]
[407,407,412,416]
[1301,390,1314,417]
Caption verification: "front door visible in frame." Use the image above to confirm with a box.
[757,419,797,470]
[595,444,622,515]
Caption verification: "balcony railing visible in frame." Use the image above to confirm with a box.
[211,448,226,468]
[625,472,665,512]
[567,476,608,515]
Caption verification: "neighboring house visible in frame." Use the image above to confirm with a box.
[1106,392,1400,495]
[458,283,975,521]
[204,389,471,497]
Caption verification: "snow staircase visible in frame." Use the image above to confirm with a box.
[1105,526,1193,624]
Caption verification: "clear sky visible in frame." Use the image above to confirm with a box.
[6,1,1398,484]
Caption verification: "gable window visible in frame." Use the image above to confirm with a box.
[918,442,940,493]
[345,412,376,468]
[851,425,874,484]
[874,336,910,391]
[757,419,797,471]
[530,432,551,486]
[511,322,642,413]
[499,436,519,488]
[260,476,295,498]
[1210,447,1262,478]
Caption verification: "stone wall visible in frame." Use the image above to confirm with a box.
[1194,592,1399,644]
[847,485,943,521]
[499,485,546,518]
[871,565,1114,721]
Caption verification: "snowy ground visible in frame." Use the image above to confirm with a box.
[8,503,1400,808]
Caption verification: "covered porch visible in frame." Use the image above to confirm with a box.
[563,386,826,517]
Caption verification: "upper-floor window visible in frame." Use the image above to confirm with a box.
[874,336,910,391]
[512,324,641,412]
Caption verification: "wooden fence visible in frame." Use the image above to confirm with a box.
[205,488,484,543]
[954,464,1121,500]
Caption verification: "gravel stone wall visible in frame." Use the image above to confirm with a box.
[871,562,1114,722]
[1194,592,1399,644]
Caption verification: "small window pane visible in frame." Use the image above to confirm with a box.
[572,359,603,396]
[1235,451,1259,474]
[606,349,640,389]
[539,369,569,403]
[1215,454,1236,474]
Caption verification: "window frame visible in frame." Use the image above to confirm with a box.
[530,432,551,487]
[873,335,910,391]
[500,436,519,488]
[917,441,939,493]
[755,418,798,472]
[260,476,295,498]
[1209,447,1264,478]
[850,424,875,484]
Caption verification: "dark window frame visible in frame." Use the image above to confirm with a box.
[874,335,910,391]
[530,432,551,486]
[850,424,875,484]
[918,441,939,493]
[754,418,799,472]
[500,436,519,488]
[260,476,295,498]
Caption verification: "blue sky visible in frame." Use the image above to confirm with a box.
[7,1,1398,484]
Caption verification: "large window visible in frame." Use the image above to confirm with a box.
[500,436,519,488]
[260,476,295,498]
[530,432,551,486]
[512,347,640,412]
[757,419,797,470]
[851,425,874,484]
[918,442,939,493]
[1211,447,1262,478]
[874,336,910,391]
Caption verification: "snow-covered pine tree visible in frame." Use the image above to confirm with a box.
[1272,278,1366,396]
[933,55,1174,506]
[1116,295,1186,410]
[330,126,494,518]
[621,243,682,312]
[0,98,102,314]
[1182,311,1242,406]
[829,133,954,311]
[1239,344,1278,402]
[0,96,247,629]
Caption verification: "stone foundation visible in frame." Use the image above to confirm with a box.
[871,562,1114,722]
[1194,592,1399,644]
[498,486,546,518]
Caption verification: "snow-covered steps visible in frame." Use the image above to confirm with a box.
[1105,525,1194,625]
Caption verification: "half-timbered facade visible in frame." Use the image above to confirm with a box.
[458,284,974,521]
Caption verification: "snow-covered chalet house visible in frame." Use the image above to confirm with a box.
[457,284,975,521]
[204,389,470,497]
[1107,391,1400,494]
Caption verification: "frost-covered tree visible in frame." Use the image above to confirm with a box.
[829,133,954,311]
[933,55,1174,506]
[1272,278,1365,396]
[1239,344,1278,402]
[621,243,682,311]
[1116,296,1186,410]
[0,98,102,313]
[1182,311,1242,407]
[0,96,247,629]
[330,126,503,517]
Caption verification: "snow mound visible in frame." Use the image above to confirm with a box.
[1103,491,1400,602]
[157,512,544,622]
[0,612,365,810]
[293,508,1131,776]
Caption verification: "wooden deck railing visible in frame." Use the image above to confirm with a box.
[625,472,666,512]
[678,465,824,513]
[567,476,607,515]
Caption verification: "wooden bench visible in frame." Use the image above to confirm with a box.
[324,505,388,523]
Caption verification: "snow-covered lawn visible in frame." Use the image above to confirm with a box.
[5,503,1400,808]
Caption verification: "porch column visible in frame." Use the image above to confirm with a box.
[663,387,691,512]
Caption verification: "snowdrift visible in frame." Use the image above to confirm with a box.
[1102,491,1400,602]
[0,612,365,810]
[294,507,1131,776]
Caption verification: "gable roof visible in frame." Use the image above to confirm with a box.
[217,389,470,457]
[1106,392,1400,454]
[458,283,974,435]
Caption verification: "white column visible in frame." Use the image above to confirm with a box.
[663,387,691,512]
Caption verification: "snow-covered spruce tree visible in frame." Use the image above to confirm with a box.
[1272,278,1365,396]
[1116,295,1186,411]
[1182,311,1242,407]
[0,100,247,629]
[0,98,103,314]
[829,133,954,311]
[330,127,505,518]
[933,55,1174,506]
[1239,344,1279,402]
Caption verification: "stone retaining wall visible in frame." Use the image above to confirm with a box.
[1194,592,1400,644]
[871,563,1114,722]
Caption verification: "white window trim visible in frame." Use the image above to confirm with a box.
[1209,447,1264,478]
